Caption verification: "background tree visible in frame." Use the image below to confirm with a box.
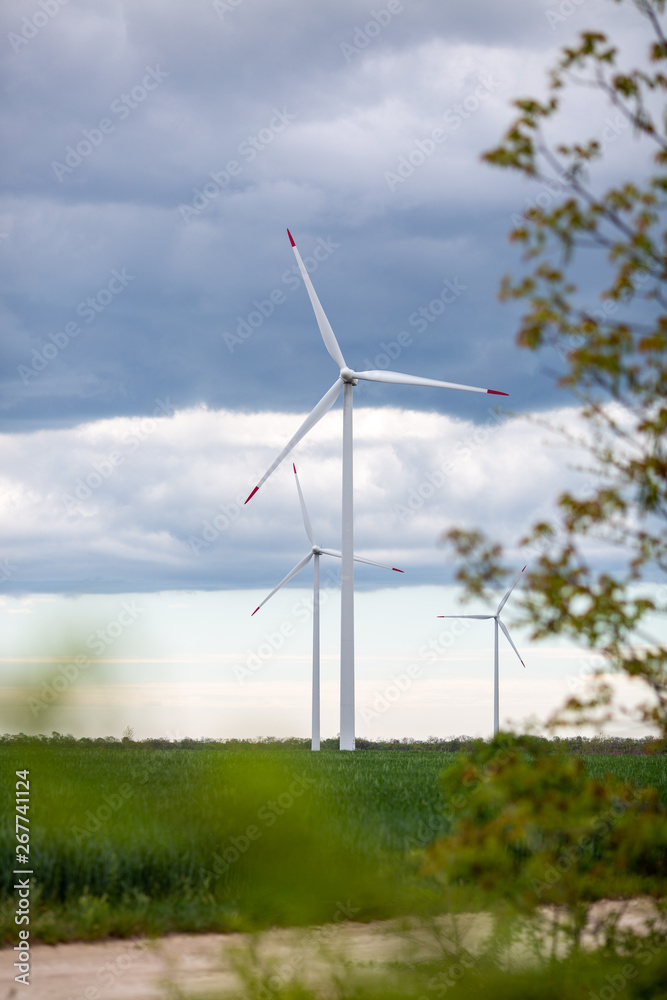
[444,0,667,740]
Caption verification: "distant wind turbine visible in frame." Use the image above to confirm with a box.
[438,566,526,736]
[246,229,508,750]
[251,464,403,751]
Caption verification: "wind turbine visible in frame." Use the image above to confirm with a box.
[246,229,508,750]
[438,566,526,736]
[251,464,403,751]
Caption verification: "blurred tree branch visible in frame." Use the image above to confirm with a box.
[441,0,667,739]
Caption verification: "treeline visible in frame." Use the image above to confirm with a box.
[0,732,663,754]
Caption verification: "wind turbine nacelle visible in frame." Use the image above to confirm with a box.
[340,367,358,385]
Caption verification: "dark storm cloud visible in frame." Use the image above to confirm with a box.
[0,0,652,592]
[2,0,640,431]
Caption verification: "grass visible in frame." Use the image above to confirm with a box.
[0,745,665,943]
[582,752,667,797]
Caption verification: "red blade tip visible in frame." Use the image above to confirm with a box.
[251,607,260,616]
[487,389,509,396]
[245,486,259,504]
[522,565,527,572]
[287,228,295,247]
[392,568,404,573]
[293,463,297,474]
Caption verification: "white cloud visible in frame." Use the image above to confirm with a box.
[0,400,607,591]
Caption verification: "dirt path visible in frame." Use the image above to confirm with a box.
[0,900,659,1000]
[0,915,492,1000]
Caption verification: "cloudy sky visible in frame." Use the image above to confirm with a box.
[0,0,659,739]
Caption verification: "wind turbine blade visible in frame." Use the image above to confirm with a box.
[251,552,314,615]
[293,464,316,545]
[437,615,494,619]
[498,618,526,667]
[245,378,343,503]
[353,555,404,572]
[287,229,347,370]
[496,565,527,615]
[353,369,508,395]
[319,548,403,572]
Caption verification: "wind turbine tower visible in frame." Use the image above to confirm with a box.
[246,230,508,749]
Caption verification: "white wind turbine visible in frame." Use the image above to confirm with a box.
[246,229,508,750]
[251,464,403,751]
[438,566,527,736]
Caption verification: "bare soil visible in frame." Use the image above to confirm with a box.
[0,899,659,1000]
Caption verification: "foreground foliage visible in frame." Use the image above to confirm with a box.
[412,2,667,994]
[425,735,667,943]
[443,0,667,740]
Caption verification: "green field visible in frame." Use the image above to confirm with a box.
[0,745,665,943]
